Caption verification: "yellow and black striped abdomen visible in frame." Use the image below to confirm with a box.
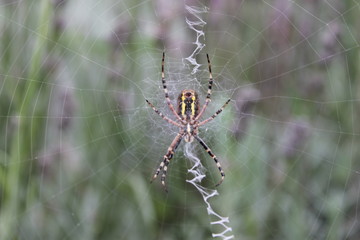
[177,90,199,120]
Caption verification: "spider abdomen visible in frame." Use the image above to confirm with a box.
[178,90,199,120]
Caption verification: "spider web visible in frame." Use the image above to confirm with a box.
[0,0,359,239]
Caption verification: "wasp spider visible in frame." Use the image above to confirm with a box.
[146,53,230,192]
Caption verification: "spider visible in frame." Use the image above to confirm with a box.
[146,52,230,192]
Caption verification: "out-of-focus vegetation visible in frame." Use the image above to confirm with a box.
[0,0,359,239]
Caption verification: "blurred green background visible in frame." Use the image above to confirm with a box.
[1,0,359,239]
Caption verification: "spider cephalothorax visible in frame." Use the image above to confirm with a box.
[146,52,230,192]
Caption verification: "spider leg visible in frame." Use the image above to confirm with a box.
[194,135,225,187]
[195,54,214,121]
[146,99,181,127]
[151,131,184,192]
[197,99,231,127]
[161,52,185,123]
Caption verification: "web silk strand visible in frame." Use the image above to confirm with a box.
[185,144,234,239]
[184,5,207,74]
[184,4,234,239]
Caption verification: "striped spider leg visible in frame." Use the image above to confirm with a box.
[149,130,184,192]
[161,52,186,124]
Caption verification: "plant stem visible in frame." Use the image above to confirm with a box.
[0,0,51,238]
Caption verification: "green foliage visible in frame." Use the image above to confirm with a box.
[0,0,359,239]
